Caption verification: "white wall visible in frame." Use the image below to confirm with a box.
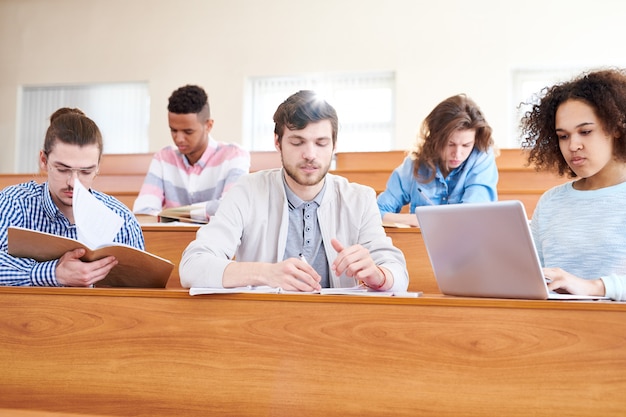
[1,0,624,172]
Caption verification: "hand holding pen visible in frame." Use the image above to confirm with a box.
[250,257,320,292]
[416,187,435,206]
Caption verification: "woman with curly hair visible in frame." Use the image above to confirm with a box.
[520,68,626,301]
[377,94,498,227]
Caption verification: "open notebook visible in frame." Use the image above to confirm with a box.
[415,200,608,300]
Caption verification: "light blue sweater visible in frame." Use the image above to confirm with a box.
[531,181,626,300]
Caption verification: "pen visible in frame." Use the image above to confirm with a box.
[416,187,436,206]
[299,253,309,265]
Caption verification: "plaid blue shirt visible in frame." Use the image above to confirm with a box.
[0,181,145,286]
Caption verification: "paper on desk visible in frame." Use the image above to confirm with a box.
[355,291,422,298]
[190,285,368,296]
[319,284,369,294]
[321,285,421,297]
[73,178,124,248]
[382,221,411,228]
[190,286,283,295]
[190,285,421,297]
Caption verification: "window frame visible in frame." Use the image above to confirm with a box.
[244,71,396,152]
[17,82,150,173]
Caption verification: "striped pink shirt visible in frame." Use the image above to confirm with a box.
[133,137,250,217]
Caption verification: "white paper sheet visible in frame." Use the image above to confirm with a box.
[189,285,422,297]
[72,178,124,248]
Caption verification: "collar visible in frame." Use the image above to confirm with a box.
[282,171,327,210]
[181,136,218,169]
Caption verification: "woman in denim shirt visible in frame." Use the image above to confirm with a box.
[377,94,498,226]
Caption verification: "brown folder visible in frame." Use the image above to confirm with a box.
[8,226,174,288]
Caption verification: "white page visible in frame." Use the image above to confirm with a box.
[73,178,124,248]
[190,286,283,295]
[190,285,421,297]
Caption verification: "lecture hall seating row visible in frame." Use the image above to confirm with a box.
[0,151,283,209]
[95,149,570,218]
[0,149,570,217]
[140,148,562,292]
[332,149,569,216]
[0,150,569,292]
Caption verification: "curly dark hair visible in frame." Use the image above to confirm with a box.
[410,94,494,181]
[519,68,626,177]
[167,85,211,121]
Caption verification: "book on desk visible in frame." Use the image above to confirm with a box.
[7,226,174,288]
[158,204,209,224]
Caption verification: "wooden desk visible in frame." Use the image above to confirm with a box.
[384,226,438,293]
[141,223,199,288]
[1,287,624,417]
[141,223,436,293]
[0,409,110,417]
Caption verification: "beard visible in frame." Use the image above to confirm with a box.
[282,159,330,187]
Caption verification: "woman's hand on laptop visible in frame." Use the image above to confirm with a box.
[543,267,606,297]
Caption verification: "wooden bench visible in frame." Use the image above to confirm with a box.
[334,150,406,170]
[2,287,625,417]
[0,173,46,190]
[331,149,570,217]
[0,154,151,210]
[95,151,283,208]
[98,150,282,174]
[495,149,569,215]
[1,149,570,217]
[0,409,111,417]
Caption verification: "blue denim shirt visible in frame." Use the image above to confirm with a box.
[377,147,498,216]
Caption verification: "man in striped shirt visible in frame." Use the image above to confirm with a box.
[133,85,250,220]
[0,108,144,286]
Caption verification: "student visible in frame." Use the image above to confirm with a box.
[133,84,251,220]
[377,94,498,226]
[520,68,626,301]
[0,108,144,286]
[180,90,409,292]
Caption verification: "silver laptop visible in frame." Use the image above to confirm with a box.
[415,200,607,300]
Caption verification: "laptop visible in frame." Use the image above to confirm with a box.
[415,200,608,300]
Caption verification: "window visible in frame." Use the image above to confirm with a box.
[510,68,583,147]
[245,72,395,152]
[17,82,150,172]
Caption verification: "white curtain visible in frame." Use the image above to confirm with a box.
[18,82,150,172]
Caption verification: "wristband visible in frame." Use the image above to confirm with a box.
[366,266,387,290]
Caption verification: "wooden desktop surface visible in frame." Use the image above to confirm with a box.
[0,287,624,417]
[141,222,438,293]
[384,226,438,293]
[141,223,197,288]
[0,409,112,417]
